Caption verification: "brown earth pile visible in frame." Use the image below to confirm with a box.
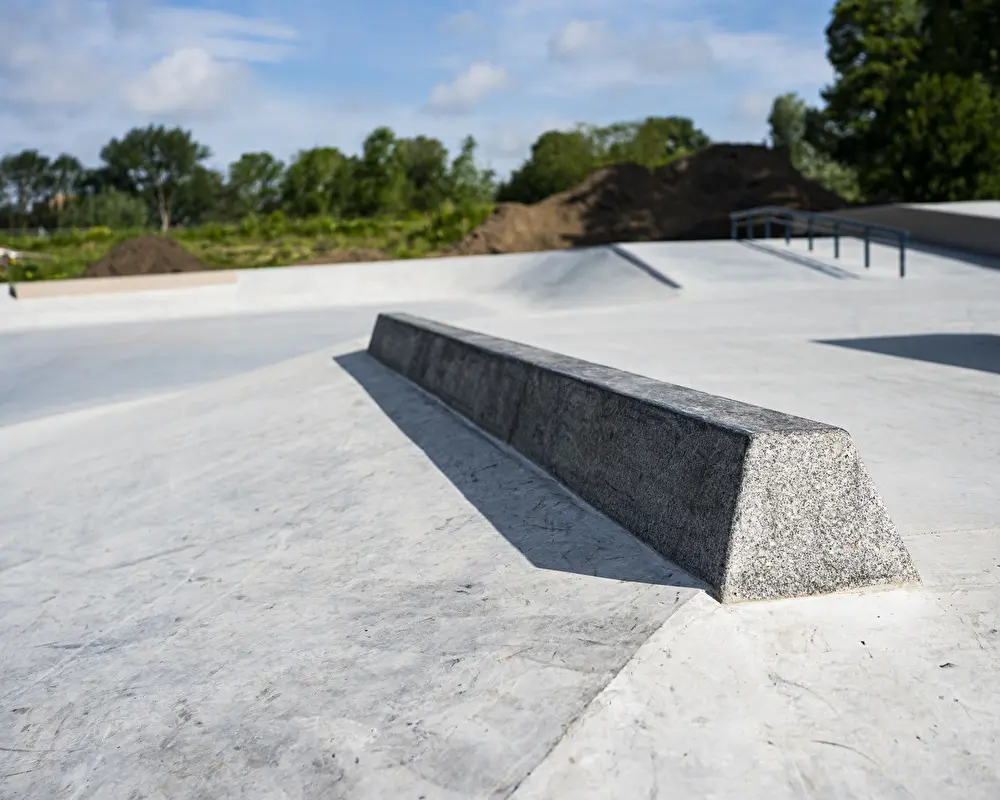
[84,235,208,278]
[451,144,849,255]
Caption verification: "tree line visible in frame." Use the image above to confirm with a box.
[0,116,720,233]
[1,0,997,233]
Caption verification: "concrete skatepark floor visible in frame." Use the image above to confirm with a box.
[1,238,998,798]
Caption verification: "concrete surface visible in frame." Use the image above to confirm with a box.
[835,201,1000,258]
[1,240,999,798]
[368,312,918,602]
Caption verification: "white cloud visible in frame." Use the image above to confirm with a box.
[548,20,612,61]
[0,0,834,176]
[0,0,303,158]
[427,62,509,113]
[124,47,249,115]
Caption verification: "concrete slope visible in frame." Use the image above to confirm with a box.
[0,246,674,332]
[0,298,498,428]
[616,240,862,287]
[0,345,701,799]
[1,236,998,798]
[489,246,677,309]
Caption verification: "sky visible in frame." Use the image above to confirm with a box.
[0,0,838,175]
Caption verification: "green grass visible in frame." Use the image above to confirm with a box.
[0,204,493,282]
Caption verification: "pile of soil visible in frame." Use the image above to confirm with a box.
[451,144,849,255]
[84,235,208,278]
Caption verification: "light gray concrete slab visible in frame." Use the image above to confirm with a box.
[511,585,1000,800]
[0,246,675,333]
[907,200,1000,219]
[0,347,699,799]
[1,239,998,798]
[0,301,493,427]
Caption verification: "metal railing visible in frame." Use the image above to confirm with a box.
[729,206,910,278]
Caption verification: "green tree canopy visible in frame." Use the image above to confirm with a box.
[227,152,285,217]
[807,0,1000,201]
[173,166,226,226]
[768,92,861,201]
[589,116,710,168]
[99,125,211,230]
[886,72,1000,200]
[445,136,496,208]
[396,135,450,212]
[63,189,149,229]
[281,147,352,218]
[351,127,408,217]
[0,149,51,217]
[498,130,599,204]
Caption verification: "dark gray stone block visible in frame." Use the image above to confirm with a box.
[367,312,920,602]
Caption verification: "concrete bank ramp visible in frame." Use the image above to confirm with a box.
[240,246,675,310]
[617,240,861,286]
[2,246,674,331]
[491,246,677,308]
[367,312,920,603]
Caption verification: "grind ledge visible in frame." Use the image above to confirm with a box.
[366,312,920,603]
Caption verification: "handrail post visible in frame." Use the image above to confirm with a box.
[785,217,791,245]
[899,232,907,278]
[807,218,814,251]
[748,217,754,241]
[864,227,871,268]
[833,223,840,258]
[731,217,737,240]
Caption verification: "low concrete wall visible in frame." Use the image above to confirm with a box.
[12,270,237,299]
[834,204,1000,257]
[368,312,919,603]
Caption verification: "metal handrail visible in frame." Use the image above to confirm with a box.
[729,206,910,278]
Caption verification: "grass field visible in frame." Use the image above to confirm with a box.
[0,204,493,282]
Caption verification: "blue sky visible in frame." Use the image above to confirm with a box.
[0,0,837,175]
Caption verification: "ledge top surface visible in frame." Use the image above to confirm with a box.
[376,312,838,437]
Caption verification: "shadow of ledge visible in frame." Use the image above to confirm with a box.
[335,349,707,592]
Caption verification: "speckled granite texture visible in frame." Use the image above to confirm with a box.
[367,312,920,602]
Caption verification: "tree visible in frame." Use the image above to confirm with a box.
[99,125,211,231]
[498,129,599,203]
[806,0,924,198]
[0,149,51,220]
[173,166,226,226]
[886,72,1000,200]
[46,154,85,225]
[396,135,450,212]
[809,0,1000,201]
[591,116,710,168]
[921,0,1000,87]
[445,136,496,208]
[227,152,285,217]
[768,93,861,201]
[281,147,352,218]
[768,94,808,156]
[351,127,408,217]
[63,190,149,229]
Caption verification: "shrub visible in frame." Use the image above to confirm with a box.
[83,226,115,242]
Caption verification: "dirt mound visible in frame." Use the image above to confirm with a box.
[84,235,208,278]
[452,144,848,255]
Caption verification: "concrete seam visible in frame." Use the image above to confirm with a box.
[503,591,718,799]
